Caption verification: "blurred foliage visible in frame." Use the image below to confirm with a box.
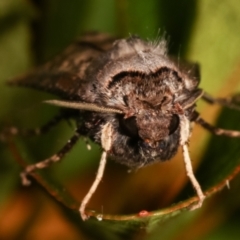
[1,0,240,239]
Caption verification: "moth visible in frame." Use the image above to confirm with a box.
[4,32,240,220]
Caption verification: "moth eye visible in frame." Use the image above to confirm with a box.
[159,140,167,149]
[169,114,179,135]
[119,116,139,138]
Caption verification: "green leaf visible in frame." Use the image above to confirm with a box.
[1,0,240,239]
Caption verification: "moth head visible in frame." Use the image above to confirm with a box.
[119,110,180,151]
[138,112,179,144]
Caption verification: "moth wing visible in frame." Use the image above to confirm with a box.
[9,33,115,100]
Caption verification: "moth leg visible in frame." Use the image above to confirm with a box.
[20,129,80,186]
[195,117,240,137]
[202,92,240,111]
[180,115,205,210]
[79,122,113,221]
[0,113,66,142]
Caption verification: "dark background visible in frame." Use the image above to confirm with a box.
[1,0,240,239]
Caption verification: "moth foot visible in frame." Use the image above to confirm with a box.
[20,172,31,186]
[190,194,205,211]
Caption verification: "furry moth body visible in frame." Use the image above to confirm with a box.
[7,33,240,220]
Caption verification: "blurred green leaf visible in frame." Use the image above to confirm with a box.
[1,0,240,240]
[187,0,240,92]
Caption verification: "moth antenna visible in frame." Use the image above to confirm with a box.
[79,122,113,220]
[44,99,123,114]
